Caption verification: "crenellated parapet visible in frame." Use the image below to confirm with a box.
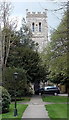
[26,9,47,18]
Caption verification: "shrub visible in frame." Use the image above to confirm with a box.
[0,86,11,113]
[3,67,28,97]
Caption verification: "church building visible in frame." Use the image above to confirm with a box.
[26,9,48,52]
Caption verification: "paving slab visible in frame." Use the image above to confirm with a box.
[58,94,68,96]
[22,95,49,118]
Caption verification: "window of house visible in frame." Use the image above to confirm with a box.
[32,22,34,32]
[39,22,41,32]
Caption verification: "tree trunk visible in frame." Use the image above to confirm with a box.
[0,25,2,85]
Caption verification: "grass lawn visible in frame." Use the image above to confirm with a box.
[0,103,28,120]
[45,104,67,118]
[15,97,31,104]
[20,97,31,101]
[42,96,68,103]
[12,97,31,103]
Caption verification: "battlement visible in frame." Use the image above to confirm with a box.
[27,11,46,15]
[26,9,47,18]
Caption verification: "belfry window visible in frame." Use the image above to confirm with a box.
[39,22,41,32]
[32,22,34,32]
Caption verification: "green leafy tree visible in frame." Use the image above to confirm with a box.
[7,45,41,83]
[0,86,11,113]
[6,19,44,84]
[3,67,28,96]
[42,11,68,87]
[19,18,36,50]
[3,14,48,94]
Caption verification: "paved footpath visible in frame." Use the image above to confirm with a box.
[22,95,49,118]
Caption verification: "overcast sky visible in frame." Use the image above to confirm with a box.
[8,1,67,37]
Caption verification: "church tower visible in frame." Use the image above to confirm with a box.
[26,9,48,52]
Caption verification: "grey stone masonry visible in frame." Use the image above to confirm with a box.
[26,9,48,52]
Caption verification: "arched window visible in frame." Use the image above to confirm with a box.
[32,22,34,32]
[39,22,41,32]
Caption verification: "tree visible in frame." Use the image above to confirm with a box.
[42,11,68,87]
[0,1,17,69]
[3,67,28,96]
[6,18,44,84]
[0,25,2,85]
[1,7,48,94]
[19,18,35,50]
[0,86,11,113]
[7,45,41,82]
[50,11,68,83]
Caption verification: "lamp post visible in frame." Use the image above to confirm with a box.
[13,72,18,116]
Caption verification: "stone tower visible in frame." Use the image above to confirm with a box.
[26,9,48,52]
